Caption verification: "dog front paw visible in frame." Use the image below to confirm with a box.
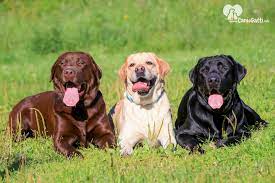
[185,145,205,154]
[120,146,133,156]
[67,150,84,159]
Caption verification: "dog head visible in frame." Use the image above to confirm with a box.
[119,52,170,105]
[189,55,246,110]
[51,52,102,107]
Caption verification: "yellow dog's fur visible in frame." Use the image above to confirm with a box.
[112,52,176,156]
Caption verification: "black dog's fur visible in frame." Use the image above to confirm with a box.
[175,55,267,152]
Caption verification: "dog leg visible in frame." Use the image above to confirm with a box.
[158,114,177,148]
[118,128,143,156]
[242,101,268,127]
[53,135,83,159]
[176,133,204,152]
[92,125,116,148]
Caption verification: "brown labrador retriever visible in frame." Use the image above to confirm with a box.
[8,52,115,158]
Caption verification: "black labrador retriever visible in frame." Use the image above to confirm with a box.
[175,55,267,153]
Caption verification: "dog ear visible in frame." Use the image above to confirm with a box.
[50,62,57,82]
[118,61,127,83]
[156,57,170,79]
[91,62,102,84]
[234,62,247,83]
[50,53,65,82]
[81,52,102,86]
[189,57,205,84]
[50,52,69,92]
[226,55,247,83]
[189,68,196,84]
[89,56,102,84]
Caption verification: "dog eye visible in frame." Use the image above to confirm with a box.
[77,60,85,65]
[60,60,66,66]
[218,63,228,72]
[146,61,153,65]
[129,63,135,67]
[200,67,209,73]
[222,67,229,71]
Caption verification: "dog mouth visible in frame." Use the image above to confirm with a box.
[63,81,87,96]
[64,82,87,93]
[206,89,224,110]
[131,77,156,96]
[208,89,221,96]
[62,81,87,107]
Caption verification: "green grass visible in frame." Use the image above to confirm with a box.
[0,0,274,182]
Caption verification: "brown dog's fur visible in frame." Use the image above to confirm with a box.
[8,52,115,158]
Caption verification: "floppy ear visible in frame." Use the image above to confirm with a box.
[85,53,102,85]
[189,57,205,84]
[50,53,68,92]
[157,57,170,79]
[91,59,102,83]
[189,68,196,84]
[50,62,57,82]
[226,55,247,83]
[118,61,127,83]
[50,53,64,82]
[234,62,247,83]
[92,62,102,84]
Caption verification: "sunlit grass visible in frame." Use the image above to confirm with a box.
[0,0,274,182]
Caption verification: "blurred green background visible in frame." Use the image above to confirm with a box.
[0,0,274,57]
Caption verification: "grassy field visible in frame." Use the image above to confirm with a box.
[0,0,274,182]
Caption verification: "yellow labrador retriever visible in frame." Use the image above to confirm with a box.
[109,52,176,156]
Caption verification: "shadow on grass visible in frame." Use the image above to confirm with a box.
[0,154,31,180]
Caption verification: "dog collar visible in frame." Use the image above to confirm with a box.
[125,92,134,103]
[125,90,165,105]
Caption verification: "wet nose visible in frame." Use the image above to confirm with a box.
[208,77,220,84]
[135,65,145,74]
[63,68,76,80]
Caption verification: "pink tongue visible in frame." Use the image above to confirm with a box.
[63,87,79,107]
[132,82,150,92]
[208,94,224,109]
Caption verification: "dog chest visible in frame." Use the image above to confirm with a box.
[122,95,170,131]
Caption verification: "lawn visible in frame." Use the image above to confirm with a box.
[0,0,274,182]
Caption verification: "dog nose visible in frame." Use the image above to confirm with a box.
[208,77,220,84]
[135,66,145,77]
[135,66,145,74]
[64,68,76,80]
